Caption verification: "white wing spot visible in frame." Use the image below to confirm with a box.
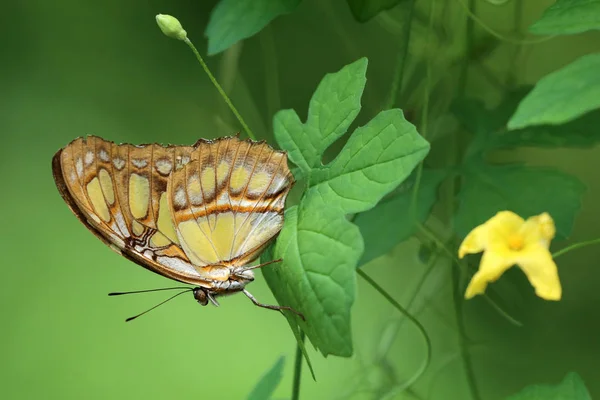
[114,211,130,238]
[132,158,148,168]
[76,158,83,178]
[99,149,110,162]
[187,174,203,205]
[155,158,173,175]
[157,256,199,276]
[174,186,187,208]
[85,151,94,166]
[113,158,125,170]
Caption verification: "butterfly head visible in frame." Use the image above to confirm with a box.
[193,287,210,306]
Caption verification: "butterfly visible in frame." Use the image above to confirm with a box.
[52,135,303,320]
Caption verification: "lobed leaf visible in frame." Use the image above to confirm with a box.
[506,372,591,400]
[529,0,600,36]
[274,58,368,179]
[307,109,430,215]
[247,356,285,400]
[354,169,446,266]
[454,162,585,240]
[268,57,428,359]
[508,53,600,129]
[262,205,363,357]
[205,0,301,55]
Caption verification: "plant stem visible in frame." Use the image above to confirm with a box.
[506,0,523,87]
[553,238,600,259]
[357,269,431,389]
[455,0,554,45]
[384,0,416,110]
[458,0,475,96]
[260,25,281,134]
[417,223,522,326]
[451,261,482,400]
[291,333,304,400]
[183,38,256,140]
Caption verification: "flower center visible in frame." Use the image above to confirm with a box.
[507,234,524,251]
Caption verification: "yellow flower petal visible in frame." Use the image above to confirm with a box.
[520,212,556,249]
[458,211,524,258]
[515,244,562,301]
[458,224,487,258]
[464,246,516,299]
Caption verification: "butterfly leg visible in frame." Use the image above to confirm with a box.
[239,258,283,272]
[242,289,305,321]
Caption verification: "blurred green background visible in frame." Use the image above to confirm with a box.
[2,0,599,399]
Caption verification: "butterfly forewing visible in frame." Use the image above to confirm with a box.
[53,135,293,288]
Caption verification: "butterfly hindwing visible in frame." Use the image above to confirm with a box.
[170,138,293,268]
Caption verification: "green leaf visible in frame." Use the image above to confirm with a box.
[529,0,600,36]
[496,109,600,149]
[508,53,600,129]
[506,372,591,400]
[274,58,368,178]
[307,109,430,214]
[453,88,530,137]
[454,162,586,240]
[262,204,364,357]
[267,58,428,358]
[247,356,285,400]
[346,0,405,22]
[354,169,446,266]
[205,0,301,55]
[453,88,600,150]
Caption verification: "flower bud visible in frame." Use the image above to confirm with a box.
[155,14,187,41]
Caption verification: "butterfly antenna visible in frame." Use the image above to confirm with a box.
[108,287,191,296]
[123,289,192,322]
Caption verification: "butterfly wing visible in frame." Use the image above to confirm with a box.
[169,137,294,268]
[52,136,209,285]
[53,135,294,286]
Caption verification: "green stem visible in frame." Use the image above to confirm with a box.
[260,26,281,134]
[183,38,256,140]
[506,0,523,87]
[458,0,475,96]
[384,0,416,110]
[455,0,555,45]
[553,238,600,259]
[409,0,433,223]
[357,269,431,389]
[417,223,459,264]
[291,333,304,400]
[417,223,522,326]
[451,262,482,400]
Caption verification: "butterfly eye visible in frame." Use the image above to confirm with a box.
[193,288,209,306]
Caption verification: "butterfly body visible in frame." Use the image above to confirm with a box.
[52,135,301,316]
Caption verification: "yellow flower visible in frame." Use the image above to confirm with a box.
[459,211,562,301]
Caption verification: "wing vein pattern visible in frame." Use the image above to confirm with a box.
[52,135,294,286]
